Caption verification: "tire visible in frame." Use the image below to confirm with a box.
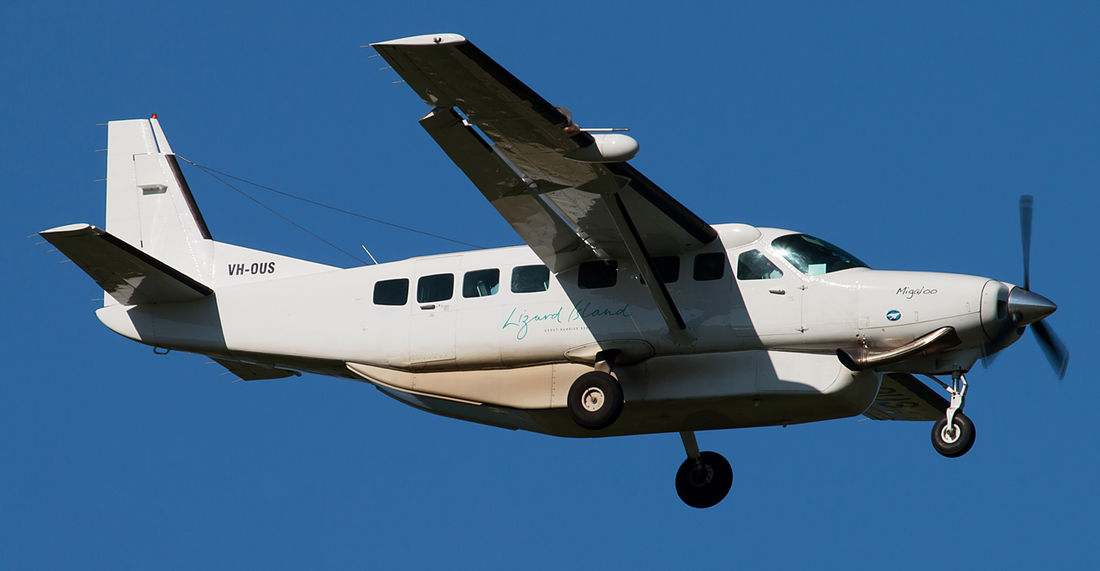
[567,371,624,430]
[931,412,976,458]
[675,451,733,509]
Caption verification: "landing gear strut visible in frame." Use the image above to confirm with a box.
[930,372,976,458]
[674,432,732,509]
[567,350,624,430]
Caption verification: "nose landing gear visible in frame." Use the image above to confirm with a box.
[930,372,976,458]
[674,432,733,509]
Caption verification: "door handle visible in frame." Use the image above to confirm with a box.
[419,304,436,310]
[768,289,786,295]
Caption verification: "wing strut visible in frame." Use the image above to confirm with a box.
[605,193,695,345]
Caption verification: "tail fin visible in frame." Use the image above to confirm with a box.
[105,117,214,284]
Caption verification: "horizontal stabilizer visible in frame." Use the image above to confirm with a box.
[863,373,948,422]
[40,223,213,305]
[211,358,300,381]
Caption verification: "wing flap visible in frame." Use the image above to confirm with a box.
[419,108,594,272]
[863,373,949,421]
[40,223,213,305]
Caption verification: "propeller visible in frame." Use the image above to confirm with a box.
[981,196,1069,379]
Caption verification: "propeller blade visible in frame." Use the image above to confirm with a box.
[980,311,1024,369]
[1031,320,1069,380]
[980,350,999,369]
[1020,195,1033,291]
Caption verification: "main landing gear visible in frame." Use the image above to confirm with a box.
[930,372,976,458]
[567,350,624,431]
[675,432,733,509]
[564,352,734,508]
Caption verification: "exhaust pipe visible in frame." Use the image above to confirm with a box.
[837,326,962,371]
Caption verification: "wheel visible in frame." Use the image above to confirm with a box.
[567,371,624,430]
[931,412,976,458]
[675,451,733,509]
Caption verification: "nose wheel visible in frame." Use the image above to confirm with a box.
[932,411,976,457]
[929,372,976,457]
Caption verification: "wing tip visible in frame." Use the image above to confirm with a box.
[370,33,467,48]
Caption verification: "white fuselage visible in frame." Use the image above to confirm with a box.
[95,223,1007,437]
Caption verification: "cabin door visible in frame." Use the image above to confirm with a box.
[409,256,460,365]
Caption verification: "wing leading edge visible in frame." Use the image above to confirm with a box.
[373,34,717,342]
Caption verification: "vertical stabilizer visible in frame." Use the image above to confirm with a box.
[105,118,214,287]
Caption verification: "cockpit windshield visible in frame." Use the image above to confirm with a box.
[770,234,868,276]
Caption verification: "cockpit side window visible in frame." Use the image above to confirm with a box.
[771,234,868,276]
[736,250,783,280]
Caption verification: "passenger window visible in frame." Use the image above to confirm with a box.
[373,278,409,306]
[511,265,550,293]
[693,253,726,281]
[463,269,500,298]
[653,256,680,284]
[737,250,784,280]
[578,260,617,289]
[648,255,681,284]
[639,256,680,285]
[417,273,454,303]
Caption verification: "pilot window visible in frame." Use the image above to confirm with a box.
[737,250,784,280]
[770,234,868,276]
[373,278,409,306]
[417,273,454,303]
[511,265,550,293]
[578,260,617,289]
[693,253,725,281]
[462,269,500,298]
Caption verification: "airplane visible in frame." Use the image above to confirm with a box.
[40,33,1068,509]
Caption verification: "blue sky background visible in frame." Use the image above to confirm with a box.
[4,1,1098,568]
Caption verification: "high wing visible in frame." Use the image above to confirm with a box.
[372,34,717,341]
[863,373,949,422]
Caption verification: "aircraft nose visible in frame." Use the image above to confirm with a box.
[1008,287,1057,326]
